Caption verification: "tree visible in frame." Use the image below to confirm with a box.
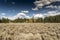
[1,18,9,23]
[36,18,43,23]
[0,19,2,23]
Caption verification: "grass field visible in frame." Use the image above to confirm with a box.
[0,23,60,40]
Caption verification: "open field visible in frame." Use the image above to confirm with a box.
[0,23,60,40]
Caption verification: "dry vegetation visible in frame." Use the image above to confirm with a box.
[0,23,60,40]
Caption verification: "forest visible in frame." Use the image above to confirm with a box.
[0,15,60,23]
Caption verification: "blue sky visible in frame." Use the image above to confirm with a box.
[0,0,35,16]
[0,0,60,20]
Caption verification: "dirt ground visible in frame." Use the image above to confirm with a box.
[0,23,60,40]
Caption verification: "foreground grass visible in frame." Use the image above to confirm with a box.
[0,23,60,40]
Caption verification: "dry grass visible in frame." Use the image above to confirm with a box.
[0,23,60,40]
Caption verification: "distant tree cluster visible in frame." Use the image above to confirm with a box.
[0,15,60,23]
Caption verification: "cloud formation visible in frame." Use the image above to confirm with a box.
[33,11,60,19]
[32,0,60,10]
[1,11,60,20]
[33,14,45,19]
[1,11,30,20]
[21,11,29,13]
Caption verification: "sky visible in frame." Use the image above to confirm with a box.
[0,0,60,20]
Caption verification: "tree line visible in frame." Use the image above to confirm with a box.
[0,15,60,23]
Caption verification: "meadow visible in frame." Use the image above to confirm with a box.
[0,23,60,40]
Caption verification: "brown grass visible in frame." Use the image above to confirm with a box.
[0,23,60,40]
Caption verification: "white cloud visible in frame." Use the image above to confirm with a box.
[21,11,29,13]
[32,7,39,10]
[32,0,60,10]
[33,14,45,19]
[7,11,30,20]
[46,11,60,16]
[1,10,60,20]
[0,11,30,20]
[46,5,57,8]
[7,13,26,20]
[32,11,60,19]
